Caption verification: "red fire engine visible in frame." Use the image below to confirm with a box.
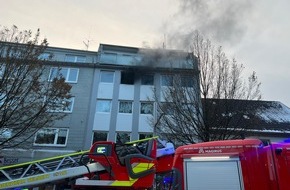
[169,138,290,190]
[74,137,175,189]
[0,137,175,190]
[1,137,290,190]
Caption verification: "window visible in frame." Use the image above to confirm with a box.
[76,56,86,63]
[0,65,5,78]
[160,102,175,115]
[121,72,134,84]
[141,74,154,85]
[119,101,133,113]
[0,93,21,110]
[0,128,12,139]
[34,128,68,146]
[139,133,153,140]
[48,97,75,113]
[116,132,131,144]
[100,53,117,63]
[65,55,86,63]
[93,132,108,143]
[0,93,6,106]
[38,53,53,60]
[49,67,79,83]
[96,100,111,112]
[140,102,154,115]
[100,71,114,83]
[161,75,173,86]
[119,54,133,65]
[181,76,194,87]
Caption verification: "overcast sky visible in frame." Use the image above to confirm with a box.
[1,0,290,107]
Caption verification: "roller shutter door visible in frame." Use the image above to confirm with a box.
[184,158,243,190]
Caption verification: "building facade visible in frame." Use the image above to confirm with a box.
[2,42,290,165]
[85,44,193,147]
[1,43,194,164]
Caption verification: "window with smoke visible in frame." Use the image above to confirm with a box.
[121,71,135,84]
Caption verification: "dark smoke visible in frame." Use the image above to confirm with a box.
[139,48,187,68]
[165,0,255,50]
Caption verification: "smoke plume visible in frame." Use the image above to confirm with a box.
[165,0,255,50]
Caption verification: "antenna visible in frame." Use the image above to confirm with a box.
[83,39,90,50]
[83,26,95,50]
[162,34,166,49]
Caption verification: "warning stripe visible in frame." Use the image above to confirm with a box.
[0,150,89,170]
[111,162,155,187]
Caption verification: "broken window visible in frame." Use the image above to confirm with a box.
[121,72,134,84]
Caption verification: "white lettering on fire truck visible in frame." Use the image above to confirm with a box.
[198,148,222,154]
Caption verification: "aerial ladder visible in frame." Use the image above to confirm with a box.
[0,137,175,190]
[0,150,105,189]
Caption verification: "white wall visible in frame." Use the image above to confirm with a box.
[93,113,111,131]
[140,86,154,101]
[98,83,114,99]
[138,115,154,132]
[116,114,133,131]
[119,84,134,100]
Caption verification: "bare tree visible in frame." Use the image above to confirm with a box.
[153,31,261,144]
[0,25,71,149]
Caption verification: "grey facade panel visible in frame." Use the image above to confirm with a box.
[84,69,101,149]
[131,77,141,141]
[64,67,94,150]
[108,71,121,141]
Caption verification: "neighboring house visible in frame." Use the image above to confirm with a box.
[244,101,290,142]
[1,43,194,164]
[206,99,290,142]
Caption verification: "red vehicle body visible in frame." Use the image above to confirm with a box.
[170,139,290,190]
[74,137,175,190]
[10,137,290,190]
[271,142,290,190]
[0,137,175,190]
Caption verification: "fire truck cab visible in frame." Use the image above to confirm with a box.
[0,137,175,190]
[74,138,158,189]
[170,139,290,190]
[74,137,175,190]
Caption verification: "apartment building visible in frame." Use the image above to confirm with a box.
[84,44,193,148]
[0,43,194,164]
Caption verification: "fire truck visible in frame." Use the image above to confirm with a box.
[1,137,290,190]
[73,137,175,190]
[169,138,290,190]
[0,137,175,190]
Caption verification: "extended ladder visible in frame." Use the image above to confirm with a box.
[0,151,105,189]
